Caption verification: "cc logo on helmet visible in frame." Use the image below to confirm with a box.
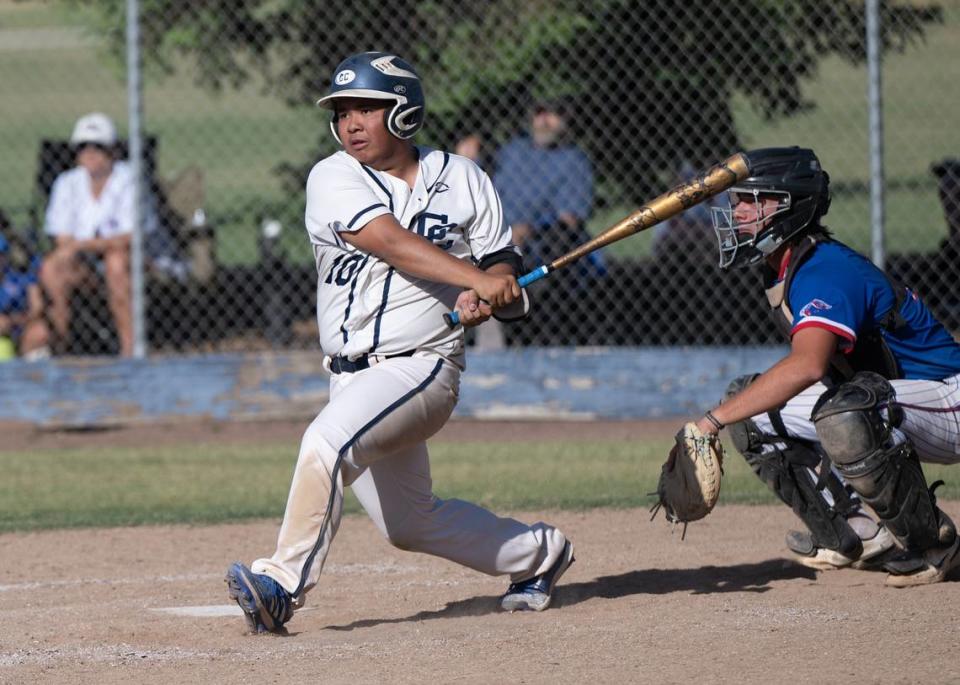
[335,70,356,85]
[394,85,407,94]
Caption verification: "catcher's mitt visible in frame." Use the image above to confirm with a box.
[649,422,724,537]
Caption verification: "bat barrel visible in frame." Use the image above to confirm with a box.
[550,152,751,270]
[444,152,752,327]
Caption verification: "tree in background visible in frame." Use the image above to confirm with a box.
[78,0,941,202]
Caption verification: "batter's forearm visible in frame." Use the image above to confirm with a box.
[484,262,515,276]
[345,218,483,289]
[384,237,481,287]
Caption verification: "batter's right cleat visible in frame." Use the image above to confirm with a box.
[500,541,575,612]
[786,526,895,571]
[225,562,294,634]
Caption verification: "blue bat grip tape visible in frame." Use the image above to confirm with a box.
[444,265,549,327]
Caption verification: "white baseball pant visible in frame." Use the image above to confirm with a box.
[750,372,960,469]
[251,352,568,602]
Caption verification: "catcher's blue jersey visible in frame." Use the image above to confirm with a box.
[785,241,960,380]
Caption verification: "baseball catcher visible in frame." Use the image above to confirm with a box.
[656,146,960,587]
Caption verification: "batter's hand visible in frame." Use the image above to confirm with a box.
[454,290,494,327]
[473,273,520,309]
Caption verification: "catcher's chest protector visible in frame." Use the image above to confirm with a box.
[763,234,903,384]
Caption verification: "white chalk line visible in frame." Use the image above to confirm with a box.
[1,632,477,668]
[0,643,222,668]
[0,561,424,593]
[0,573,220,593]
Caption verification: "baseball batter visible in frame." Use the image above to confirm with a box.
[225,52,574,634]
[675,147,960,586]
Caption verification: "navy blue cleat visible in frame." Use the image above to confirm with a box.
[225,562,294,634]
[500,541,575,612]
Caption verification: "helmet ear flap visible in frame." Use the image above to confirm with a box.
[819,170,832,218]
[329,113,342,145]
[386,103,424,140]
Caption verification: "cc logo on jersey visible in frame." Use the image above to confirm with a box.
[413,212,456,250]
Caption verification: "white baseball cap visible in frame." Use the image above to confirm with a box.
[70,112,118,147]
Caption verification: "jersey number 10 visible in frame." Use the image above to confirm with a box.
[324,254,365,286]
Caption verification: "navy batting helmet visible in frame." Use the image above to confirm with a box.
[712,147,831,269]
[316,52,425,144]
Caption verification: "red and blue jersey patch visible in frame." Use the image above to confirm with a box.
[798,299,833,318]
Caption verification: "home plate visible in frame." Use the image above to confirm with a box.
[152,605,244,617]
[152,605,317,618]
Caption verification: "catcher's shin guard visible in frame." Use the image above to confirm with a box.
[813,372,951,552]
[725,375,863,557]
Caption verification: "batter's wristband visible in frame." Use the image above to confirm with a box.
[704,410,725,431]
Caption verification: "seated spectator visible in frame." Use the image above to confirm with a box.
[0,229,50,361]
[493,98,604,279]
[454,132,495,173]
[932,159,960,245]
[41,112,157,357]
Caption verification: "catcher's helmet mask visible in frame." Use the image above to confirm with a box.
[712,146,831,269]
[316,52,425,144]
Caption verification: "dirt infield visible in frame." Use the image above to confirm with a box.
[3,419,960,684]
[5,506,960,684]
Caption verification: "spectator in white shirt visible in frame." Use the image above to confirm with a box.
[41,113,144,356]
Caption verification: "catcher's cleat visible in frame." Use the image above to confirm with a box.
[500,541,575,612]
[884,535,960,588]
[786,526,895,571]
[225,562,294,634]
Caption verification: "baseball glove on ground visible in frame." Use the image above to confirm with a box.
[649,422,724,536]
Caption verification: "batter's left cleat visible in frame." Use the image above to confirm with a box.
[500,540,575,612]
[225,562,294,634]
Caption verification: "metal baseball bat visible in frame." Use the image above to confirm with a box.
[443,151,753,328]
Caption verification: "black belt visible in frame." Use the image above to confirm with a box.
[329,350,416,374]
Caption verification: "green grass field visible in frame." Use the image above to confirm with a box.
[2,437,958,533]
[1,3,957,263]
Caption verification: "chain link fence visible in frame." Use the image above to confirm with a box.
[1,0,957,358]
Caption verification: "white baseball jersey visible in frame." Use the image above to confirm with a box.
[44,161,156,241]
[248,146,569,605]
[305,147,517,363]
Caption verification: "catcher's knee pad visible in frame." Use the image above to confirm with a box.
[725,374,768,475]
[725,377,861,556]
[813,371,947,552]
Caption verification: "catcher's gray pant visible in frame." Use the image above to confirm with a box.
[752,373,960,472]
[251,352,568,603]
